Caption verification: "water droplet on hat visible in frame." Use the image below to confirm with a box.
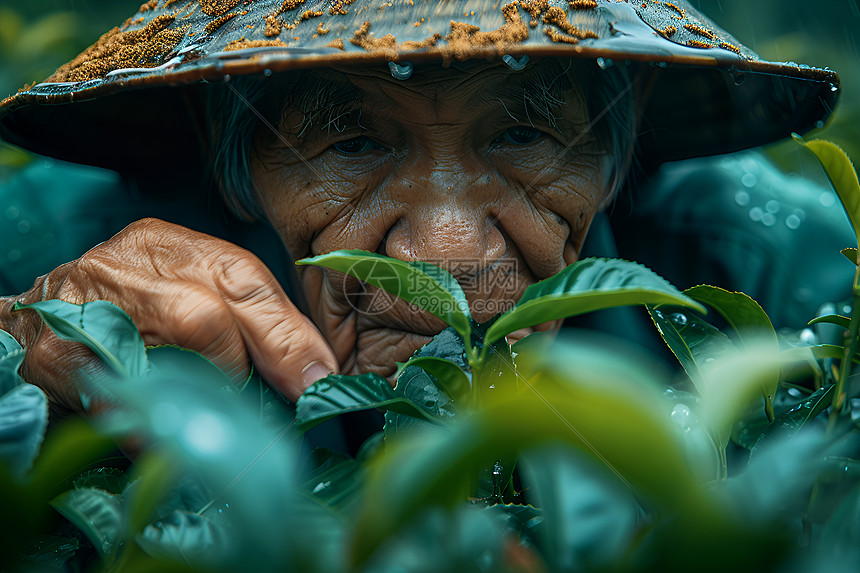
[502,54,529,71]
[388,61,413,80]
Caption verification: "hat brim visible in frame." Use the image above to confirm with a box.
[0,0,840,172]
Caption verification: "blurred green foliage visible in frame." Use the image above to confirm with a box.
[0,0,857,176]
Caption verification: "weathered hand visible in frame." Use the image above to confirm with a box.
[0,218,338,415]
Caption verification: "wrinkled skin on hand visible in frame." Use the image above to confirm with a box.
[0,218,338,414]
[0,59,616,417]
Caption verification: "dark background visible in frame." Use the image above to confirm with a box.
[0,0,858,179]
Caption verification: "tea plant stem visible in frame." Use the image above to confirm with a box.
[828,263,860,433]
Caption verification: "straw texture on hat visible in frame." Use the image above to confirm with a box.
[0,0,840,171]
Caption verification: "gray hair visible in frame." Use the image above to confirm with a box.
[205,59,639,222]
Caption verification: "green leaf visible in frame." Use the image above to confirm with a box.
[808,314,851,330]
[519,444,637,571]
[123,450,180,536]
[297,250,472,344]
[648,306,737,394]
[29,419,114,500]
[13,300,147,377]
[136,511,232,567]
[51,488,122,556]
[750,385,834,460]
[301,448,363,515]
[684,285,779,419]
[147,345,232,388]
[296,372,441,432]
[384,364,457,439]
[0,328,26,397]
[843,247,858,265]
[351,336,714,567]
[0,384,48,479]
[395,356,470,403]
[794,135,860,247]
[485,258,705,348]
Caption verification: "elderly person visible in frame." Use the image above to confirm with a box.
[0,0,849,420]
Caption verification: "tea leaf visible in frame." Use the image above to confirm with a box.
[136,510,232,566]
[395,356,470,403]
[750,385,834,460]
[29,419,113,500]
[648,307,737,394]
[302,449,363,515]
[808,314,851,330]
[0,329,27,396]
[351,338,712,567]
[684,286,779,418]
[0,384,47,479]
[519,445,637,571]
[51,488,122,556]
[14,300,147,377]
[794,135,860,248]
[297,250,472,343]
[296,372,441,431]
[484,258,705,347]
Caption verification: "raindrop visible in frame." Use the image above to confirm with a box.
[787,387,803,398]
[734,190,750,206]
[765,200,780,213]
[313,481,331,494]
[502,54,529,71]
[815,120,825,129]
[223,74,231,82]
[670,312,687,326]
[16,220,30,234]
[843,305,853,315]
[785,214,802,230]
[388,61,413,80]
[670,404,694,432]
[761,213,776,227]
[741,172,757,188]
[596,57,613,69]
[798,328,816,345]
[749,206,764,222]
[831,84,839,92]
[263,68,273,77]
[653,309,664,319]
[488,384,495,389]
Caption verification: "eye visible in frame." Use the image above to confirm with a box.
[501,126,544,146]
[331,136,384,155]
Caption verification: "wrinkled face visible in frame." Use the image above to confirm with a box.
[251,60,615,377]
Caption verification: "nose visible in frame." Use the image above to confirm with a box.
[382,182,507,279]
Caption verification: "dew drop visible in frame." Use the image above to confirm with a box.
[819,193,836,207]
[843,305,853,315]
[749,206,764,222]
[734,190,750,206]
[765,200,781,213]
[670,404,694,432]
[596,57,613,69]
[4,206,19,220]
[761,213,776,227]
[263,68,272,77]
[815,120,825,129]
[670,312,687,326]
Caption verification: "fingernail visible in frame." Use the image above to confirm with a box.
[302,361,332,389]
